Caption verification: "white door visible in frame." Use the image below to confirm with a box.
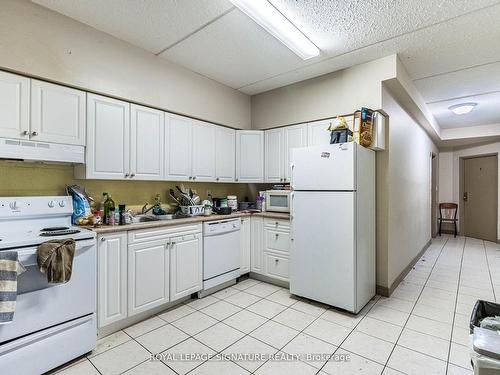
[215,126,235,182]
[165,114,192,181]
[170,234,202,301]
[192,120,216,181]
[240,217,251,275]
[86,94,130,179]
[283,124,307,182]
[236,130,264,182]
[0,71,30,139]
[128,240,169,316]
[130,104,164,180]
[265,128,284,183]
[30,80,86,145]
[250,217,264,273]
[290,191,355,311]
[98,233,127,328]
[307,119,333,146]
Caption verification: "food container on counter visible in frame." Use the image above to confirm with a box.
[227,195,238,211]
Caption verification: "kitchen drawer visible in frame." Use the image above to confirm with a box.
[128,223,202,244]
[264,228,290,254]
[264,218,290,231]
[264,252,289,281]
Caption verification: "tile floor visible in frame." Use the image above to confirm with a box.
[51,235,500,375]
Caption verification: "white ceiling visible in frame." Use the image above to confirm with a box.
[33,0,500,131]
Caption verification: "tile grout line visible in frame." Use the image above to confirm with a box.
[482,240,498,302]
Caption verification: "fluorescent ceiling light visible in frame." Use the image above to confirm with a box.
[230,0,320,60]
[448,103,477,115]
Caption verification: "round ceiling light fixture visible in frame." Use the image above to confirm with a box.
[448,102,477,115]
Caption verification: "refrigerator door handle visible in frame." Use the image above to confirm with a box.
[290,163,295,190]
[289,192,294,240]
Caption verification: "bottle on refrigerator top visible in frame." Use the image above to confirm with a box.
[103,194,115,225]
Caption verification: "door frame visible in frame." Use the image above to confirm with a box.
[430,152,438,237]
[459,153,498,239]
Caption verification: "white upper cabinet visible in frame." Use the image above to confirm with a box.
[192,120,216,181]
[215,126,235,182]
[30,80,86,145]
[307,119,332,146]
[236,130,264,182]
[130,104,164,180]
[284,124,307,182]
[165,113,192,181]
[85,94,130,179]
[0,71,30,140]
[265,128,284,183]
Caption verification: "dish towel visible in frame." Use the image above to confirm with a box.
[0,251,25,323]
[37,239,76,283]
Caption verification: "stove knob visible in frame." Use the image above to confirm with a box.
[48,200,56,208]
[9,201,18,210]
[59,201,66,207]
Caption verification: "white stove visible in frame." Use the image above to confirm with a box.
[0,196,97,375]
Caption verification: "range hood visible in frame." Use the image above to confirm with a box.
[0,138,84,163]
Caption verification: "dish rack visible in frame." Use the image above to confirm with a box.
[180,205,204,216]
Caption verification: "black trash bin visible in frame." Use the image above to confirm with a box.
[470,300,500,374]
[470,300,500,334]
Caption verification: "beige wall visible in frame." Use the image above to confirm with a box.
[0,0,251,129]
[377,87,438,289]
[250,55,397,129]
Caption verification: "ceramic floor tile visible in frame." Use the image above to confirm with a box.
[254,354,318,375]
[387,345,447,375]
[89,330,131,358]
[282,333,336,369]
[405,315,452,340]
[250,320,299,349]
[303,318,352,346]
[212,286,240,299]
[340,331,394,365]
[158,304,196,323]
[161,337,215,375]
[366,305,410,326]
[200,300,242,321]
[223,309,268,334]
[55,359,100,375]
[89,340,151,375]
[354,316,403,343]
[135,324,189,353]
[171,311,218,336]
[454,313,471,330]
[320,309,364,329]
[223,335,277,372]
[186,296,219,310]
[397,328,450,361]
[449,342,473,370]
[265,289,301,307]
[412,303,454,324]
[224,291,261,308]
[188,359,250,375]
[233,278,261,290]
[382,368,406,375]
[447,363,473,375]
[245,283,282,297]
[247,299,287,318]
[122,360,176,375]
[272,307,316,330]
[452,326,471,346]
[322,350,384,375]
[194,322,245,352]
[124,316,167,338]
[375,296,415,313]
[290,300,328,317]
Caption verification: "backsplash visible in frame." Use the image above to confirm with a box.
[0,160,250,208]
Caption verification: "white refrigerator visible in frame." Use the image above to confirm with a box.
[290,142,375,313]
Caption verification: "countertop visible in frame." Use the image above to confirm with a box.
[85,211,290,234]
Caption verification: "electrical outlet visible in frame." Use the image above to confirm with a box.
[206,189,212,197]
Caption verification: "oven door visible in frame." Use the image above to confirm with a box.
[0,238,96,344]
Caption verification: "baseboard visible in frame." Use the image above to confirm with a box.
[376,239,432,297]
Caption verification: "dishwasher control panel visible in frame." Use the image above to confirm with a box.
[203,218,241,236]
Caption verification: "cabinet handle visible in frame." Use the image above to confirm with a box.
[275,259,279,264]
[216,177,219,181]
[100,237,106,242]
[22,130,29,136]
[235,178,239,182]
[130,173,135,178]
[188,176,192,180]
[275,222,279,227]
[193,176,196,180]
[31,131,38,136]
[275,233,279,238]
[124,173,130,177]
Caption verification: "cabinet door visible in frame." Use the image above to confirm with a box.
[98,232,127,328]
[170,233,202,301]
[86,94,130,179]
[192,120,216,181]
[240,217,251,275]
[128,240,169,316]
[130,104,164,180]
[0,71,30,139]
[264,252,289,281]
[165,114,192,181]
[215,126,235,182]
[284,124,307,182]
[265,128,284,183]
[307,119,333,146]
[30,80,86,145]
[250,217,264,273]
[236,130,264,182]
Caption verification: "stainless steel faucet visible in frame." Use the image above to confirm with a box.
[141,203,154,215]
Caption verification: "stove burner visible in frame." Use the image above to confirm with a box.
[40,229,81,237]
[40,227,70,232]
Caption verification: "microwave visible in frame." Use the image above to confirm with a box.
[265,190,291,212]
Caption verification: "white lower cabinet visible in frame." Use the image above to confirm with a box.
[240,217,251,274]
[264,253,289,281]
[250,217,264,273]
[97,232,128,328]
[128,240,169,316]
[170,233,202,301]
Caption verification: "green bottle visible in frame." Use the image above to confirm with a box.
[103,194,115,225]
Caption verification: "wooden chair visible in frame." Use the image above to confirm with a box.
[438,203,458,237]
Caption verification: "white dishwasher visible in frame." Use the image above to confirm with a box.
[202,218,241,293]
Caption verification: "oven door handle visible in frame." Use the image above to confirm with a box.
[17,238,96,267]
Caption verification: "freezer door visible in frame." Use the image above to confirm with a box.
[290,191,356,311]
[291,143,355,191]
